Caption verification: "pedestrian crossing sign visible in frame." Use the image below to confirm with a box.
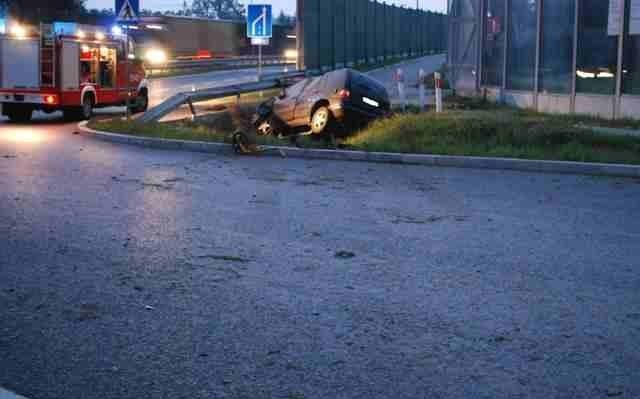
[116,0,139,22]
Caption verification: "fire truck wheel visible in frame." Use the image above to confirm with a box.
[5,105,33,123]
[80,94,94,120]
[66,94,94,121]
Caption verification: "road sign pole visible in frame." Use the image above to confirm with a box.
[247,4,272,81]
[258,43,263,81]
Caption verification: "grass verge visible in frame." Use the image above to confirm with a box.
[89,103,640,166]
[343,110,640,165]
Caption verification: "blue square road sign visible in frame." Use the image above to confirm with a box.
[247,4,272,38]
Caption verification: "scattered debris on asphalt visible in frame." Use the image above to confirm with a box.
[196,254,249,263]
[392,215,470,224]
[606,388,624,397]
[335,251,356,259]
[78,304,100,321]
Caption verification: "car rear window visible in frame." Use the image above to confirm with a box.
[324,70,349,92]
[349,72,388,100]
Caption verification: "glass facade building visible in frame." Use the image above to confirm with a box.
[448,0,640,119]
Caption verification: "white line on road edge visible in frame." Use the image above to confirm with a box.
[0,387,29,399]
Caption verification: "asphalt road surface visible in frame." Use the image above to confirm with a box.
[1,60,640,399]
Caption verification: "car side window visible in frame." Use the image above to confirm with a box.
[303,76,325,94]
[285,79,307,98]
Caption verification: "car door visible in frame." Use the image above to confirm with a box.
[292,76,326,125]
[273,79,307,122]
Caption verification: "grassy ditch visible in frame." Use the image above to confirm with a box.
[89,98,640,165]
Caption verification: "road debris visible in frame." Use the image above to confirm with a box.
[196,254,249,263]
[78,304,100,321]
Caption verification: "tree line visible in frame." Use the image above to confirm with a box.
[1,0,294,26]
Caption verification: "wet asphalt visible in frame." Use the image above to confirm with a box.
[1,116,640,398]
[1,58,640,398]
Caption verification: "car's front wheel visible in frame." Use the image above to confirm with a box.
[310,106,332,135]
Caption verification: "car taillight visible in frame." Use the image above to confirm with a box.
[338,89,350,99]
[44,95,57,105]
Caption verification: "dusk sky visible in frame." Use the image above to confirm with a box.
[86,0,447,14]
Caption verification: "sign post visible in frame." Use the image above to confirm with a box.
[115,0,139,119]
[247,4,272,81]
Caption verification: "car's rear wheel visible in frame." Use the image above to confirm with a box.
[4,105,33,123]
[310,106,332,135]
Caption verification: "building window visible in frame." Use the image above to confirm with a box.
[622,0,640,95]
[576,0,619,94]
[482,0,506,86]
[506,0,538,90]
[539,0,575,93]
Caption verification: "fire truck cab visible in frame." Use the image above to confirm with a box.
[0,22,148,122]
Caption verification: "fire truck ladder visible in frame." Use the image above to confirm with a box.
[40,23,55,87]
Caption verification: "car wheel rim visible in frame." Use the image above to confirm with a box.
[313,109,328,130]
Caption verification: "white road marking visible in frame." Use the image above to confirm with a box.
[0,387,29,399]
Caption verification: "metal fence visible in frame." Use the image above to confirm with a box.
[297,0,448,73]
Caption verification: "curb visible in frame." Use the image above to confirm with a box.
[77,122,640,179]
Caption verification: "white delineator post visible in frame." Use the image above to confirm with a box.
[418,68,426,110]
[396,68,406,110]
[434,71,443,113]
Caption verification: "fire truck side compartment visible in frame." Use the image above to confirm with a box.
[1,37,40,89]
[61,41,79,91]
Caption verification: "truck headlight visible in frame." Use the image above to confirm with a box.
[10,25,27,39]
[284,49,298,60]
[145,49,167,65]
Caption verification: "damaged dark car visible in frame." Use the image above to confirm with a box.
[253,69,390,139]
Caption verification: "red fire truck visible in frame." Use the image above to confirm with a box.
[0,22,149,122]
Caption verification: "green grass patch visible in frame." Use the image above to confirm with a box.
[343,110,640,165]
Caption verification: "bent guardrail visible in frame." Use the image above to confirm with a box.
[138,71,306,123]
